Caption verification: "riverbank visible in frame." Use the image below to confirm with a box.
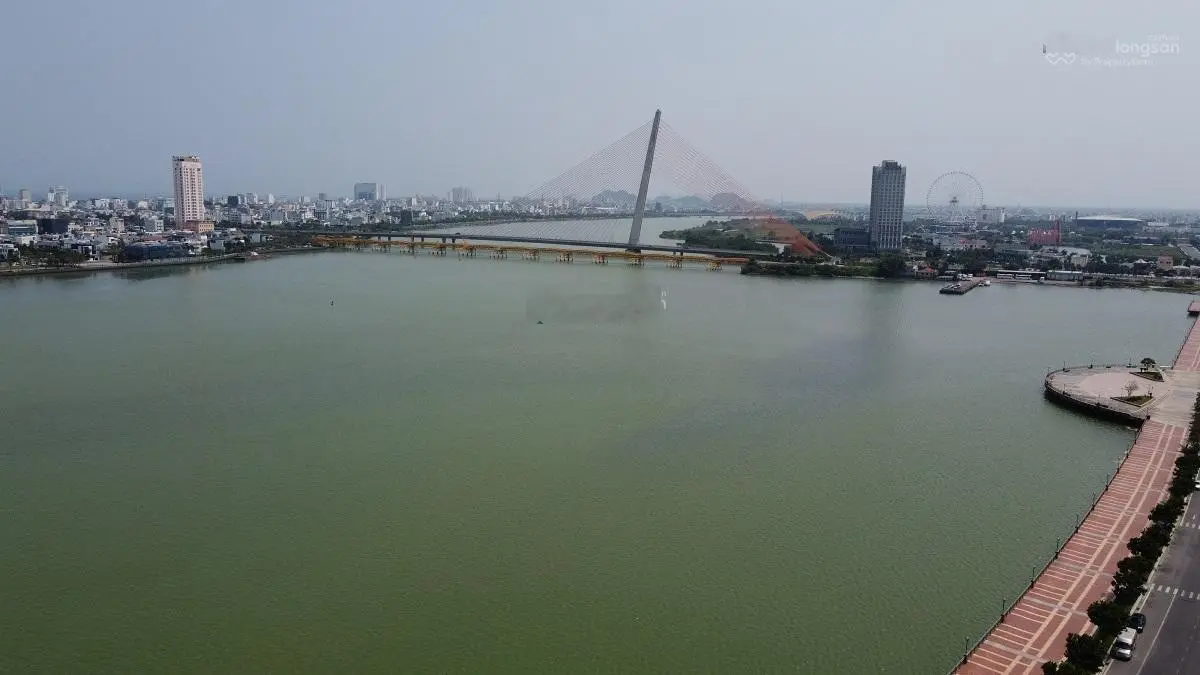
[0,247,326,278]
[740,260,877,278]
[741,261,1200,295]
[951,313,1200,674]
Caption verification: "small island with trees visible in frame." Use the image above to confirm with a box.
[659,220,780,253]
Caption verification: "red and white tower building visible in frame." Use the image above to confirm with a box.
[172,155,211,232]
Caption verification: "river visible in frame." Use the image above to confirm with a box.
[0,234,1191,673]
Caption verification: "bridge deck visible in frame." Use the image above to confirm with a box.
[252,229,781,259]
[400,231,777,259]
[311,236,750,269]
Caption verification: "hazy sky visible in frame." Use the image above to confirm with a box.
[1,0,1196,208]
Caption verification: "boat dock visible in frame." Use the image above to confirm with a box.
[939,277,987,295]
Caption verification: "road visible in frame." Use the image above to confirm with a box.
[1107,495,1200,674]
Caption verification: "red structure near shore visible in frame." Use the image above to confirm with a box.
[747,219,825,257]
[1027,219,1062,246]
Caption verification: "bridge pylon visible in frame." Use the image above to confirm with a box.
[626,109,661,253]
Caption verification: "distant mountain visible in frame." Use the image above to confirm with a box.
[653,195,710,210]
[711,192,755,210]
[591,190,636,206]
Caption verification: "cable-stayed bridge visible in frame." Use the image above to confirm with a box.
[408,110,786,252]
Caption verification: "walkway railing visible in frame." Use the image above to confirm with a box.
[1174,316,1199,368]
[945,449,1129,674]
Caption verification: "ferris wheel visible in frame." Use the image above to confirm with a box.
[926,171,984,225]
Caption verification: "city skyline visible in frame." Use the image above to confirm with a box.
[1,0,1197,207]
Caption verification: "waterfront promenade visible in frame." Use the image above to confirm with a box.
[0,247,321,278]
[952,313,1200,674]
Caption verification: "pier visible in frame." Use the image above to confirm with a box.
[940,277,987,295]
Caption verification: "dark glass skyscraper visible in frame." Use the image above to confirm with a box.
[869,160,906,251]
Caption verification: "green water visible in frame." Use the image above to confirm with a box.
[0,252,1190,673]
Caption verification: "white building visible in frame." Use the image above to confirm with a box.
[47,186,69,207]
[142,215,163,233]
[172,155,210,232]
[978,206,1006,225]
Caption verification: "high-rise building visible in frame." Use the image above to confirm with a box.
[17,188,31,202]
[868,160,906,251]
[172,155,209,231]
[354,183,384,201]
[47,186,69,207]
[449,186,474,203]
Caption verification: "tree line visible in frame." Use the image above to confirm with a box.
[740,253,905,279]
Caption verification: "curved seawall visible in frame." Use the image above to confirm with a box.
[1043,365,1153,427]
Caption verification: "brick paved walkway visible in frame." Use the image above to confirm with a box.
[952,316,1200,674]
